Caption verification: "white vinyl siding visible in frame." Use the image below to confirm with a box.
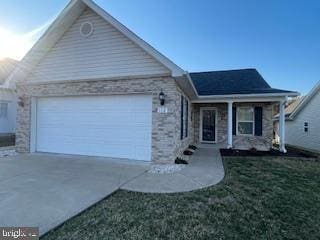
[285,90,320,152]
[27,7,169,82]
[35,95,152,161]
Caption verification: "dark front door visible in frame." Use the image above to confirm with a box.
[201,109,216,142]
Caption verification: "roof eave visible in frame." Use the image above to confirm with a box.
[191,92,299,103]
[198,92,299,99]
[290,81,320,119]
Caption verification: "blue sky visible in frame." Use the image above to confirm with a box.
[0,0,319,94]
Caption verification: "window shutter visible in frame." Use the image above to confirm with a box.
[254,107,263,136]
[186,100,188,138]
[180,95,184,140]
[232,107,237,135]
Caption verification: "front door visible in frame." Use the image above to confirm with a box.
[200,108,217,143]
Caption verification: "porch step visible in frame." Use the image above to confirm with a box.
[198,143,227,149]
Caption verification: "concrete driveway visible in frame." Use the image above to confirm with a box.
[0,153,148,235]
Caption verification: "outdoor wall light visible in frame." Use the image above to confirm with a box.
[18,97,25,108]
[159,90,165,106]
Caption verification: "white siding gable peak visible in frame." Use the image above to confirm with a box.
[82,0,184,77]
[5,0,185,86]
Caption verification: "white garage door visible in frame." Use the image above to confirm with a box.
[36,95,152,161]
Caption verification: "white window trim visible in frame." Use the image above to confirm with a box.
[80,21,94,37]
[236,107,255,136]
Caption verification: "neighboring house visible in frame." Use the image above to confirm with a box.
[7,0,298,164]
[0,58,18,134]
[274,82,320,153]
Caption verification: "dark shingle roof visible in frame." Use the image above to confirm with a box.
[190,69,294,96]
[0,58,18,84]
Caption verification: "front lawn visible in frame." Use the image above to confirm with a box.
[42,157,320,240]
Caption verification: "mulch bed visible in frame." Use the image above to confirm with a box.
[0,134,15,147]
[220,146,318,159]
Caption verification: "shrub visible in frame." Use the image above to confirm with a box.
[184,150,194,156]
[188,145,197,150]
[175,158,188,165]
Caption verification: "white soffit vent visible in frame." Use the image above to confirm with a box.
[80,22,94,37]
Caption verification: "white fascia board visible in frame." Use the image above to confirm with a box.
[197,92,299,99]
[192,96,290,103]
[83,0,185,77]
[185,72,199,96]
[4,0,86,85]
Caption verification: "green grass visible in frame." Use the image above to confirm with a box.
[41,157,320,240]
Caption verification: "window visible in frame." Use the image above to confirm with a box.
[80,22,94,37]
[304,122,308,133]
[185,99,189,138]
[180,96,189,140]
[0,103,8,118]
[237,107,254,135]
[180,95,184,140]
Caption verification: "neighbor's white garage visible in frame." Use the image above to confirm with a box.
[34,95,152,161]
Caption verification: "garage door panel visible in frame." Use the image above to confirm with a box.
[36,95,152,161]
[38,115,149,128]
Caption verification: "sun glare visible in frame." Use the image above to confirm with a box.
[0,27,34,60]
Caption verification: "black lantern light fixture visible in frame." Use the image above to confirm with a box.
[159,90,165,106]
[18,96,25,108]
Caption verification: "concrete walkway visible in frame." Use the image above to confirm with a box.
[122,146,225,193]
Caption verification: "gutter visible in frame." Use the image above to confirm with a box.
[196,92,299,99]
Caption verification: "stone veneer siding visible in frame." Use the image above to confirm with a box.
[16,76,190,164]
[193,102,273,151]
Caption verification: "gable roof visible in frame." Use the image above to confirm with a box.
[189,69,297,96]
[289,81,320,119]
[0,58,18,84]
[4,0,185,87]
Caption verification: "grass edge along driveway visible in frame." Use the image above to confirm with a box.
[42,157,320,240]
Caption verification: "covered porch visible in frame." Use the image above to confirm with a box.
[192,97,289,152]
[176,68,299,153]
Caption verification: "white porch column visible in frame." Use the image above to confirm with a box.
[227,101,233,149]
[279,97,287,153]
